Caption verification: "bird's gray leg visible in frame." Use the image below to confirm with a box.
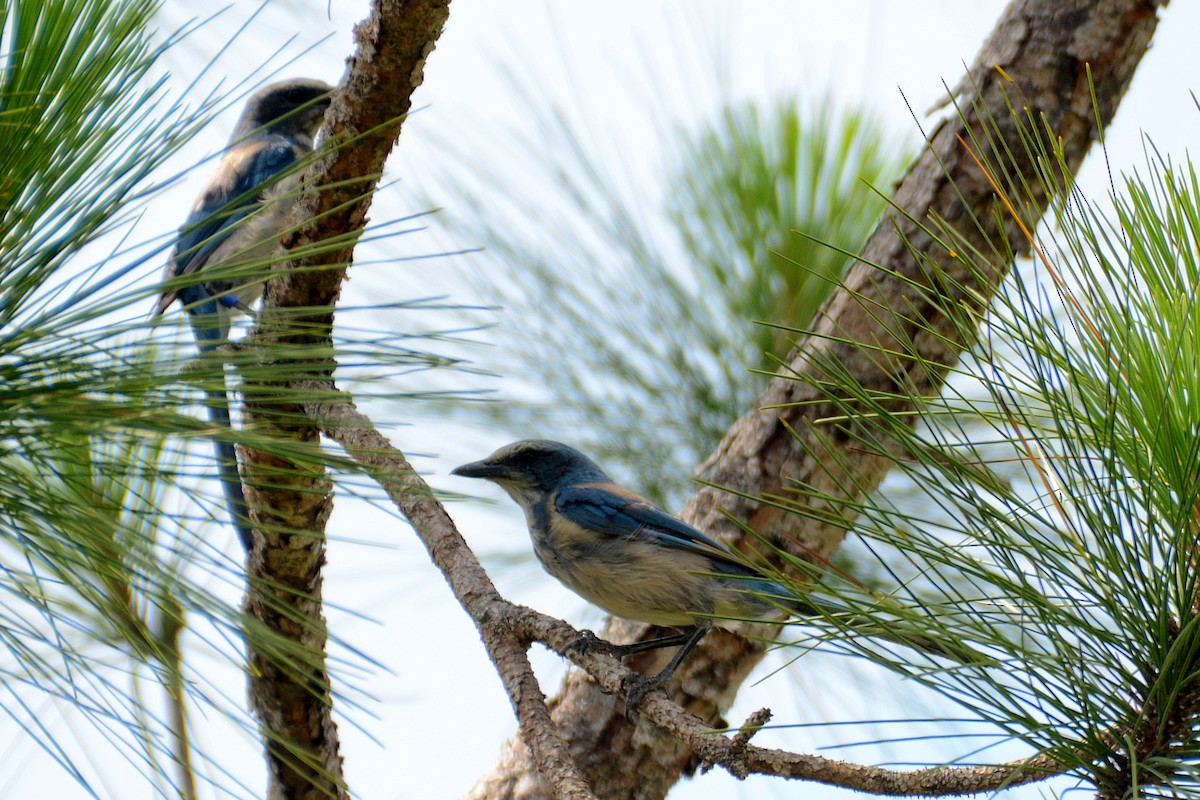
[566,628,695,660]
[621,622,712,721]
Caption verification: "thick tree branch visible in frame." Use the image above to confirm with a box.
[468,0,1167,797]
[238,2,451,799]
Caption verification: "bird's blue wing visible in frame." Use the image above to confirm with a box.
[168,135,300,281]
[555,483,759,574]
[161,136,300,551]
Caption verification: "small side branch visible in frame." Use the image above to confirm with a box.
[301,383,595,799]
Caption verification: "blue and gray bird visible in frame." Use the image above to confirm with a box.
[155,78,333,551]
[453,440,976,716]
[452,440,803,714]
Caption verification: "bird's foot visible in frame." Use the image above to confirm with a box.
[565,629,630,660]
[621,673,668,722]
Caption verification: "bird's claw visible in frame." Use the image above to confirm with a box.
[621,673,667,722]
[566,629,628,660]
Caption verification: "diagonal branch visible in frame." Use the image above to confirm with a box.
[467,0,1168,797]
[299,382,597,799]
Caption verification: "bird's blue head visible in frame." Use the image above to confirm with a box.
[451,440,610,492]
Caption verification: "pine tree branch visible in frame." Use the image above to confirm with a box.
[237,2,452,799]
[467,0,1168,797]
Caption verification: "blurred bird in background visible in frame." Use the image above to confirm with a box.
[453,439,976,717]
[155,78,333,551]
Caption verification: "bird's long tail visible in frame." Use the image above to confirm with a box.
[200,382,254,552]
[189,298,254,552]
[784,590,986,666]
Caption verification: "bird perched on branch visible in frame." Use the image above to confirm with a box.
[155,78,333,552]
[452,439,803,717]
[453,439,976,718]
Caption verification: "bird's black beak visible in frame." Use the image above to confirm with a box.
[451,460,505,480]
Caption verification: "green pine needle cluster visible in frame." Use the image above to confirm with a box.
[777,109,1200,796]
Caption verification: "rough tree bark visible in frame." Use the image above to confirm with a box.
[237,2,451,800]
[465,0,1167,798]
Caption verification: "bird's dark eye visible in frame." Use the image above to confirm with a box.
[285,88,330,109]
[496,445,552,475]
[505,449,539,469]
